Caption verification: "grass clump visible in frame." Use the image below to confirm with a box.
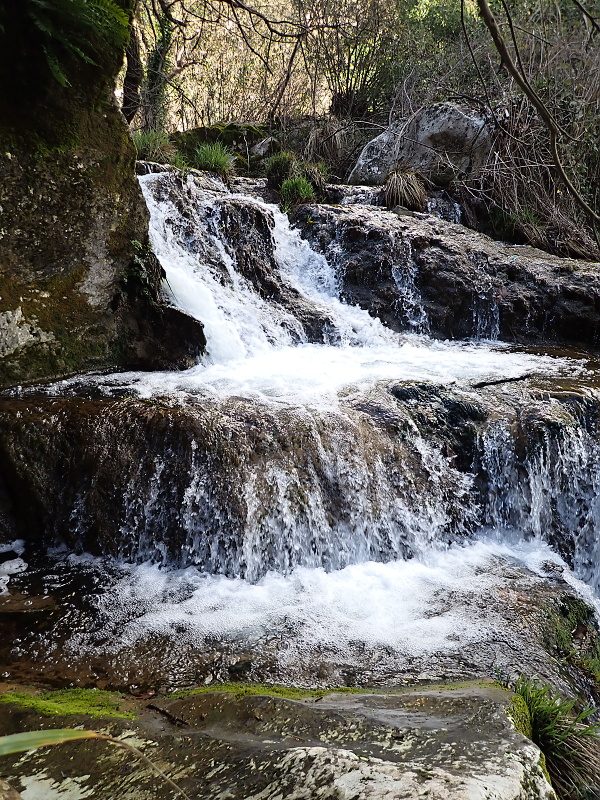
[192,142,235,176]
[265,151,296,189]
[131,129,175,164]
[0,688,133,719]
[513,676,600,799]
[280,176,315,212]
[385,168,426,211]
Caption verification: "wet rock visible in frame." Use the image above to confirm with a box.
[293,203,600,347]
[0,6,204,390]
[0,780,21,800]
[348,103,493,186]
[0,684,555,800]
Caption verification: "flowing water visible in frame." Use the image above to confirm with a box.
[5,170,600,687]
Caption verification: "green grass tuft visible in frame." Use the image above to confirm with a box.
[0,688,134,719]
[280,176,315,212]
[131,129,175,164]
[514,676,600,799]
[265,151,296,189]
[192,142,235,176]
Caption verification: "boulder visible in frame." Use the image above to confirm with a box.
[348,103,493,186]
[0,685,555,800]
[0,2,205,389]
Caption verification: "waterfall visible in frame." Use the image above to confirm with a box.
[7,169,600,687]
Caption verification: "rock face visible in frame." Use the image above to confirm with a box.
[0,685,556,800]
[293,203,600,346]
[2,376,600,585]
[348,103,492,186]
[0,2,205,389]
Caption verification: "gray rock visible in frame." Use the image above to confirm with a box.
[349,103,492,186]
[293,203,600,346]
[0,685,555,800]
[250,136,280,158]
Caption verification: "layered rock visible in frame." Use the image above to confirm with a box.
[293,203,600,346]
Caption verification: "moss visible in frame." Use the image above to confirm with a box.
[544,594,600,686]
[169,682,368,701]
[0,688,134,719]
[0,269,119,388]
[509,693,533,739]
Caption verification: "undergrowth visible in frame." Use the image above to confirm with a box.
[131,129,175,164]
[192,142,235,176]
[512,676,600,800]
[385,168,426,211]
[280,176,315,211]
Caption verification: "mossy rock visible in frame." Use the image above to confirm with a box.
[171,122,268,161]
[0,688,134,719]
[0,0,204,388]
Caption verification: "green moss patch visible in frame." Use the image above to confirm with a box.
[508,693,533,739]
[169,682,367,701]
[544,593,600,686]
[0,688,134,719]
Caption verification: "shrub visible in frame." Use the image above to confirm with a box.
[513,676,600,800]
[265,151,296,189]
[280,177,315,211]
[385,168,426,211]
[131,129,175,163]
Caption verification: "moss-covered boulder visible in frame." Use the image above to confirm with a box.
[171,122,267,162]
[0,0,205,389]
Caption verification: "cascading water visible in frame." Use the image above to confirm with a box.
[5,169,600,688]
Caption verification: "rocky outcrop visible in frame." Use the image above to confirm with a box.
[348,103,493,186]
[293,203,600,346]
[0,2,205,389]
[1,376,600,582]
[0,684,555,800]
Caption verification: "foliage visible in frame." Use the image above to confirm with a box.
[280,176,315,210]
[265,151,296,188]
[513,676,600,800]
[23,0,129,87]
[192,142,236,175]
[0,728,103,756]
[131,129,175,163]
[385,168,425,210]
[0,688,133,719]
[464,0,600,258]
[0,728,191,799]
[172,151,191,171]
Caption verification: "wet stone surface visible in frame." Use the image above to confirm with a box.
[0,684,554,800]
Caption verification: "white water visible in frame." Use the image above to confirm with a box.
[38,172,600,680]
[62,537,599,684]
[60,172,579,405]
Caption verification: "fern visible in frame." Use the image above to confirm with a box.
[26,0,129,86]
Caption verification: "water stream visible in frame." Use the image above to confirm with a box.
[5,170,600,687]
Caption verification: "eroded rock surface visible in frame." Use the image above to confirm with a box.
[0,685,555,800]
[294,204,600,347]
